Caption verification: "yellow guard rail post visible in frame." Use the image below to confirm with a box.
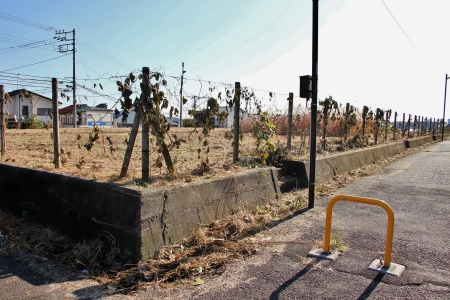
[323,195,395,267]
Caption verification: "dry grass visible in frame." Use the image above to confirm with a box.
[0,120,404,187]
[0,127,314,186]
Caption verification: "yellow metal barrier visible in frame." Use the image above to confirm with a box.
[323,195,395,267]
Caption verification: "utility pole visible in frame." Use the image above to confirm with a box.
[55,29,76,128]
[72,29,76,128]
[308,0,319,209]
[179,62,185,127]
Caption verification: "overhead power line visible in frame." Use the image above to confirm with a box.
[0,32,36,42]
[0,74,50,82]
[77,83,120,102]
[380,0,427,62]
[77,39,136,71]
[0,39,58,54]
[0,71,54,79]
[0,12,59,31]
[0,54,70,72]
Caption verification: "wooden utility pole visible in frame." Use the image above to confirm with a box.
[287,92,293,151]
[142,67,150,182]
[233,82,241,163]
[0,85,5,156]
[52,78,61,168]
[72,29,77,128]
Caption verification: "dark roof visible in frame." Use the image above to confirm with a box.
[8,89,52,101]
[8,89,62,105]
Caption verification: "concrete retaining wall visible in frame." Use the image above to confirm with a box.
[0,165,280,262]
[304,135,436,185]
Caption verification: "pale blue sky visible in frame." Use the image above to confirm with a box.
[1,0,449,121]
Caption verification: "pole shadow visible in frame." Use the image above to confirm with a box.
[357,272,385,300]
[269,260,317,300]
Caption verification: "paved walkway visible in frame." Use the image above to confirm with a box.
[152,140,450,299]
[1,141,449,299]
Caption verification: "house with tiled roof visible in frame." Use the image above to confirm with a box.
[59,103,114,128]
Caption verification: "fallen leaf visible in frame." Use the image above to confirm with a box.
[192,278,204,286]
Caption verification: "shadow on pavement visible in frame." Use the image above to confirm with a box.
[0,252,77,286]
[357,273,385,300]
[269,259,318,300]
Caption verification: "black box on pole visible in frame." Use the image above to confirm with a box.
[299,75,312,99]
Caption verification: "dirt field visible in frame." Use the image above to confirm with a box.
[0,126,313,186]
[0,122,411,187]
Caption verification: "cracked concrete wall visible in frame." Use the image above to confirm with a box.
[138,168,281,260]
[0,164,280,262]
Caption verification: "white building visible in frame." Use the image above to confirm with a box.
[6,89,59,128]
[59,103,114,128]
[113,107,180,128]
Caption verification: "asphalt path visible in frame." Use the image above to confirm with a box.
[1,141,449,299]
[152,140,450,299]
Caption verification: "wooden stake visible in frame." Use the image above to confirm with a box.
[52,78,61,168]
[142,67,150,182]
